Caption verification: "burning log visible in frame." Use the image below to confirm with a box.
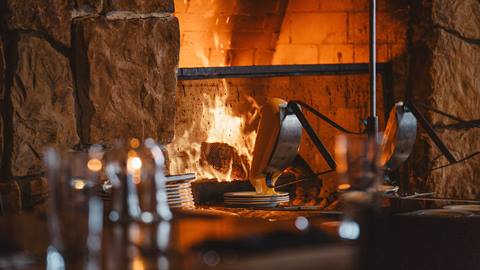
[200,142,250,180]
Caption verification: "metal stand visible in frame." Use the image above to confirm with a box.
[368,0,379,141]
[404,101,457,164]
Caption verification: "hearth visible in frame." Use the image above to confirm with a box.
[168,63,393,208]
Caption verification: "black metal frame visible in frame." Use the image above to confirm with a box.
[178,63,389,79]
[177,63,395,123]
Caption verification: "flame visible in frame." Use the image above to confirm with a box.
[167,79,259,181]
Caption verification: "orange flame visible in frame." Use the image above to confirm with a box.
[167,79,259,181]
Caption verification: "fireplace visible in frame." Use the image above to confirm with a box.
[167,64,393,207]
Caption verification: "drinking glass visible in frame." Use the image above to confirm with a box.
[104,138,173,260]
[44,145,105,270]
[335,134,383,192]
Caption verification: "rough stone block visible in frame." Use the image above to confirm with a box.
[432,0,480,40]
[0,38,4,100]
[16,176,49,212]
[11,35,78,176]
[0,181,21,214]
[427,129,480,199]
[72,0,104,15]
[0,39,4,169]
[73,16,179,145]
[430,29,480,123]
[106,0,174,13]
[5,0,71,46]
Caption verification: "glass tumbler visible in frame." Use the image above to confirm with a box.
[44,145,105,270]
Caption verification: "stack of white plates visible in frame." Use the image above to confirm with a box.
[223,191,289,208]
[102,173,196,209]
[165,173,196,208]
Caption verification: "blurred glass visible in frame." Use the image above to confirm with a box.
[44,145,104,269]
[105,138,172,224]
[335,135,383,192]
[104,138,173,262]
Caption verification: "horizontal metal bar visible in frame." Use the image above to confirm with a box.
[177,63,391,80]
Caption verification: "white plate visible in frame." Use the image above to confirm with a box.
[405,209,474,217]
[443,204,480,213]
[165,173,196,183]
[224,191,289,198]
[168,194,194,201]
[168,197,194,204]
[224,197,289,203]
[224,202,280,208]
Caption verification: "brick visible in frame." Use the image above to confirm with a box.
[272,44,318,64]
[182,31,230,49]
[377,43,406,62]
[230,32,277,49]
[348,11,408,44]
[352,44,369,63]
[264,15,285,32]
[209,49,231,66]
[318,44,354,63]
[318,0,361,11]
[174,0,189,13]
[236,0,285,15]
[186,0,237,14]
[289,13,348,44]
[288,0,319,12]
[229,15,265,32]
[176,14,216,31]
[179,45,211,67]
[254,49,275,65]
[230,49,255,66]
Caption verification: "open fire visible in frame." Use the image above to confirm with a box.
[166,79,259,181]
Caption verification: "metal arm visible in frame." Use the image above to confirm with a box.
[286,101,337,170]
[404,101,457,164]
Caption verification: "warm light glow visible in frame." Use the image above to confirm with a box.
[87,158,102,172]
[130,138,141,149]
[167,80,258,181]
[128,157,142,171]
[72,179,86,190]
[338,183,351,190]
[131,256,145,270]
[127,156,143,184]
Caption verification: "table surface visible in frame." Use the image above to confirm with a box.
[0,207,354,270]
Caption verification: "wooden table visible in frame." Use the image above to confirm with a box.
[0,208,355,270]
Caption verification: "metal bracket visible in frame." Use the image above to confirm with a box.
[286,101,337,170]
[404,101,457,164]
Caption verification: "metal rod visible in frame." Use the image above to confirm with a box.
[405,101,457,164]
[177,63,390,80]
[287,102,337,170]
[367,0,379,140]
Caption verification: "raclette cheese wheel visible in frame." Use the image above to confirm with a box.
[249,98,286,194]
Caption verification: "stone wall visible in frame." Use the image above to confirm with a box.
[0,0,179,213]
[408,0,480,199]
